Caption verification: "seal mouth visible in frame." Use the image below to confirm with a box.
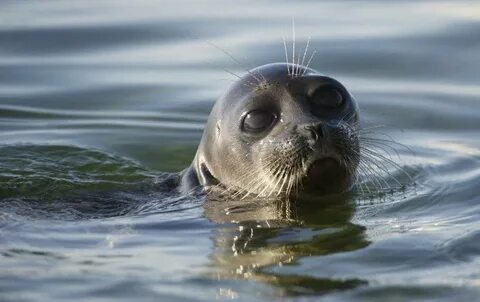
[306,158,341,178]
[302,157,349,194]
[307,157,340,173]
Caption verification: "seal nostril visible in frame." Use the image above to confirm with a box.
[304,123,325,142]
[305,125,319,141]
[317,124,325,138]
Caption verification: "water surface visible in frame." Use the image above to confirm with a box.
[1,1,480,301]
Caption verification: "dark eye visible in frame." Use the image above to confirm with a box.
[312,86,344,108]
[242,110,276,132]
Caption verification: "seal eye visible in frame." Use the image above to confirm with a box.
[312,86,344,108]
[242,110,276,133]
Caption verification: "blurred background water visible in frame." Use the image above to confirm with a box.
[1,1,480,301]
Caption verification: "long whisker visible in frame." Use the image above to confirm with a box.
[207,41,263,84]
[223,69,256,88]
[291,17,296,77]
[283,36,291,76]
[300,36,311,69]
[303,50,317,75]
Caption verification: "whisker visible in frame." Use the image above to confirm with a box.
[283,36,291,76]
[361,146,413,182]
[291,17,296,77]
[300,36,311,70]
[207,41,263,84]
[222,69,257,88]
[303,50,317,75]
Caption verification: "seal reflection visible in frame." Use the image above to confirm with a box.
[204,193,370,296]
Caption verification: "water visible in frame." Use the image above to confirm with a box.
[1,1,480,301]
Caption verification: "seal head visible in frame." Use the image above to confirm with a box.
[181,63,360,197]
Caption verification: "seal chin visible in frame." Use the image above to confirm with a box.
[301,158,350,195]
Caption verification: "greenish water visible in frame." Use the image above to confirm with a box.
[1,1,480,301]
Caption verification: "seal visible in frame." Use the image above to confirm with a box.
[181,62,360,198]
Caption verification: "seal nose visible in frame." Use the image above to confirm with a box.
[301,122,326,143]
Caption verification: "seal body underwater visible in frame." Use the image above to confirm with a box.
[181,62,360,198]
